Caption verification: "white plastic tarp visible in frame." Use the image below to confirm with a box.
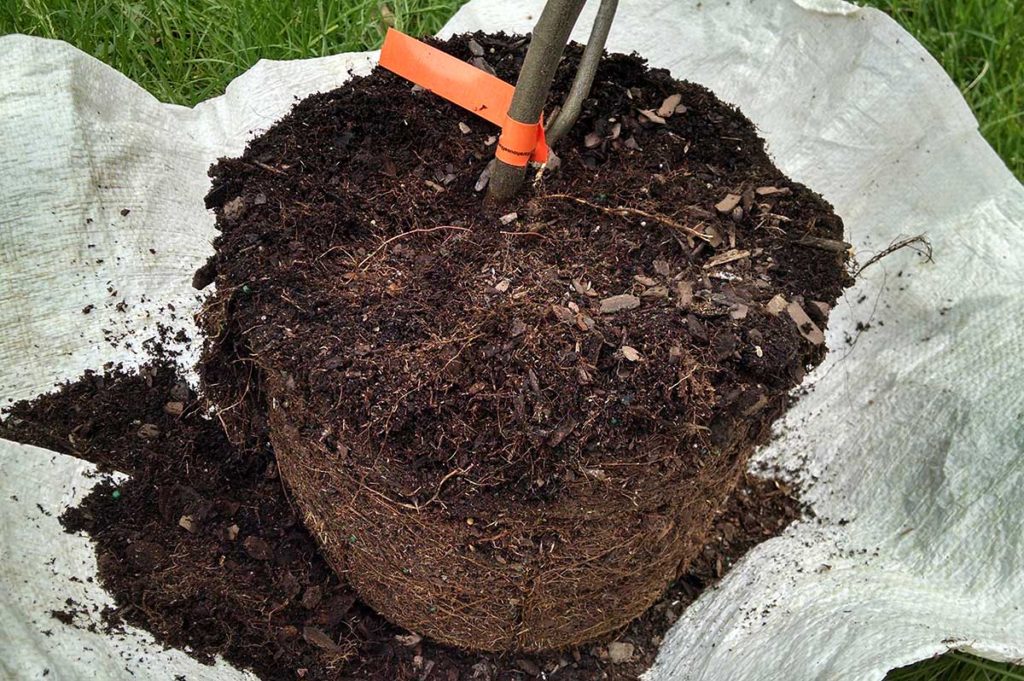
[1,1,1022,679]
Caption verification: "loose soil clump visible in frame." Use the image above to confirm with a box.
[198,33,850,651]
[0,363,800,680]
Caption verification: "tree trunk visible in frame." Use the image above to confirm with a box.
[486,0,586,204]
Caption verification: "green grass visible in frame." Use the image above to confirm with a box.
[0,0,465,106]
[887,651,1024,681]
[1,1,1021,679]
[1,0,1019,178]
[861,0,1022,178]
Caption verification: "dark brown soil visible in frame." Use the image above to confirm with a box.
[0,362,800,680]
[198,32,849,649]
[202,32,848,497]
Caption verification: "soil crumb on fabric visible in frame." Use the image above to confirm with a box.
[2,363,799,680]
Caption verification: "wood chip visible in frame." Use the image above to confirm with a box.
[467,38,484,56]
[302,626,346,653]
[599,294,641,314]
[178,515,197,533]
[656,93,683,118]
[470,56,496,75]
[755,186,791,196]
[729,303,749,320]
[226,523,240,541]
[786,301,825,345]
[395,633,422,647]
[499,212,518,225]
[810,300,832,317]
[458,122,471,134]
[640,285,669,298]
[704,224,724,248]
[550,304,575,323]
[572,278,599,297]
[222,196,246,220]
[674,281,694,308]
[607,642,635,664]
[163,401,184,416]
[137,423,160,439]
[668,345,684,364]
[638,109,666,124]
[795,235,852,253]
[494,279,510,293]
[474,160,494,192]
[741,188,755,213]
[766,294,788,315]
[702,249,750,269]
[424,179,445,193]
[653,258,670,276]
[714,193,741,214]
[584,132,603,148]
[620,346,641,362]
[634,275,657,286]
[575,313,595,331]
[301,586,323,610]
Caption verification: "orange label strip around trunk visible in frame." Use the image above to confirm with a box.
[379,28,548,166]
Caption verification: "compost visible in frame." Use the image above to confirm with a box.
[0,27,848,676]
[196,32,850,651]
[1,361,799,680]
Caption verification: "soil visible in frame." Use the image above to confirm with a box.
[202,32,849,496]
[0,362,800,680]
[197,32,849,649]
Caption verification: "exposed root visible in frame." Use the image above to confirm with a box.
[536,193,714,243]
[358,225,471,270]
[855,234,933,277]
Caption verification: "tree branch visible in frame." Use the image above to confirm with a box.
[545,0,618,148]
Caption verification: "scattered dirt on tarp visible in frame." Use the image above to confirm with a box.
[197,32,848,649]
[2,363,799,679]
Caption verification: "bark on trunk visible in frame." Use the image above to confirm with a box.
[544,0,619,148]
[486,0,586,204]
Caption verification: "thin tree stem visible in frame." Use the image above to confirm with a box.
[486,0,586,204]
[545,0,618,148]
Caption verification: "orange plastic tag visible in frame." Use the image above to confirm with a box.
[379,28,548,166]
